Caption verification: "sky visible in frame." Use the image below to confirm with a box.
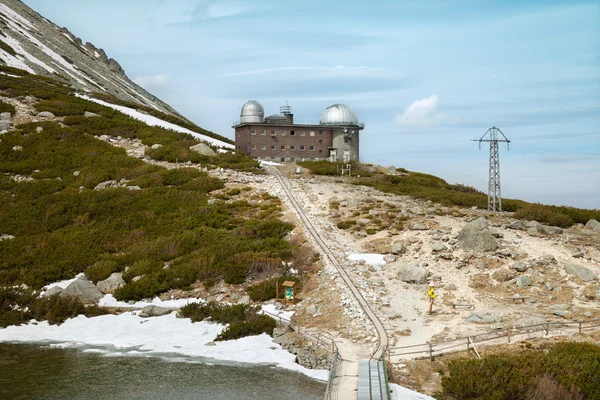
[24,0,600,209]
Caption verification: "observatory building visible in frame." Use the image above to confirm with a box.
[233,101,364,163]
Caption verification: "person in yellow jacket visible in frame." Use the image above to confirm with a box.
[427,281,436,314]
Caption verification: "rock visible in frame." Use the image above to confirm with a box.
[0,121,12,131]
[0,234,15,241]
[37,111,55,118]
[411,222,428,231]
[383,254,397,263]
[514,316,546,327]
[0,112,11,120]
[457,218,500,252]
[516,275,532,288]
[386,165,396,173]
[237,295,250,305]
[43,286,63,297]
[306,305,318,315]
[431,242,447,252]
[508,220,527,230]
[533,254,555,266]
[541,225,563,235]
[94,180,119,190]
[512,262,528,272]
[132,275,143,282]
[468,312,499,324]
[84,111,100,118]
[97,273,125,294]
[550,304,569,317]
[73,171,80,177]
[189,143,216,157]
[12,145,23,151]
[526,221,542,229]
[391,242,405,255]
[586,219,600,232]
[397,262,430,284]
[60,278,103,304]
[205,341,216,346]
[493,268,516,282]
[564,262,597,282]
[446,283,457,291]
[139,305,176,318]
[151,144,163,149]
[127,185,142,191]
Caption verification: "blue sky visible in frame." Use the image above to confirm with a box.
[25,0,600,209]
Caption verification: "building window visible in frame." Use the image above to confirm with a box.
[281,145,285,150]
[319,139,323,144]
[270,130,275,135]
[290,130,295,136]
[310,145,315,151]
[280,157,285,162]
[319,130,323,135]
[300,145,305,151]
[319,149,323,153]
[310,131,315,136]
[260,144,266,150]
[290,145,295,151]
[280,130,286,136]
[260,129,266,135]
[271,145,276,150]
[251,129,256,135]
[300,131,305,136]
[251,144,256,150]
[291,158,295,162]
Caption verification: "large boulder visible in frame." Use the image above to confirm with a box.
[139,305,176,318]
[565,262,597,282]
[397,262,430,284]
[60,278,103,304]
[586,219,600,232]
[457,218,500,252]
[515,275,532,288]
[508,220,527,230]
[514,316,546,328]
[189,143,216,157]
[391,242,406,255]
[37,111,55,118]
[541,225,563,235]
[0,121,12,131]
[97,273,125,294]
[410,222,428,231]
[468,312,499,324]
[492,268,516,282]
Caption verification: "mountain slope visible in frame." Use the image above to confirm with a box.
[0,0,178,117]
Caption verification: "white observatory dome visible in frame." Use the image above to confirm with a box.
[319,104,359,126]
[240,100,264,123]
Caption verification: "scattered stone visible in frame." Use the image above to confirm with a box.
[493,268,516,282]
[0,112,11,120]
[446,283,457,291]
[127,185,142,191]
[514,316,546,327]
[151,144,163,149]
[139,305,176,318]
[516,275,532,288]
[0,234,15,242]
[12,145,23,151]
[189,143,216,157]
[237,295,250,305]
[468,312,499,324]
[35,126,43,133]
[73,170,80,176]
[512,262,528,272]
[94,180,119,190]
[0,121,12,131]
[383,254,397,263]
[397,262,430,284]
[508,220,527,230]
[43,286,63,297]
[97,273,125,294]
[84,111,100,117]
[59,278,103,304]
[550,304,569,317]
[391,242,405,255]
[533,254,556,266]
[586,219,600,232]
[411,222,428,231]
[306,305,318,315]
[541,225,563,235]
[37,111,55,118]
[431,242,448,252]
[205,341,216,346]
[457,218,500,252]
[564,262,597,282]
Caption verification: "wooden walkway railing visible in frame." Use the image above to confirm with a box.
[386,318,600,361]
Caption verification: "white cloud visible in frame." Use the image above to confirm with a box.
[394,95,446,128]
[222,65,381,77]
[133,74,170,90]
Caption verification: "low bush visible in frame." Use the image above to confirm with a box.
[438,342,600,400]
[336,220,357,229]
[247,275,301,302]
[216,315,276,341]
[0,99,16,115]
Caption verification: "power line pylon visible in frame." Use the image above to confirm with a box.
[472,126,511,212]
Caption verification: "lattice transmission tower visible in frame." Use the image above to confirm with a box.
[472,126,511,212]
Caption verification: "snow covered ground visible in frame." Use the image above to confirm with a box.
[347,253,387,266]
[76,94,234,149]
[390,383,435,400]
[0,311,328,381]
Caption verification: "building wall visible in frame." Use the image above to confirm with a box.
[235,124,334,161]
[331,128,360,162]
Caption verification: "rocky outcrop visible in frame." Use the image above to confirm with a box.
[586,219,600,232]
[139,305,176,318]
[467,312,499,324]
[97,273,125,294]
[190,143,216,157]
[564,262,597,282]
[397,262,430,284]
[457,218,500,252]
[59,278,103,304]
[272,327,331,370]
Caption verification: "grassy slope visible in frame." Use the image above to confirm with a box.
[298,161,600,228]
[0,67,288,303]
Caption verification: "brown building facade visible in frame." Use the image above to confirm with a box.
[233,101,364,163]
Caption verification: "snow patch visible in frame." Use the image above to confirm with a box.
[0,312,327,381]
[0,48,34,73]
[42,273,85,292]
[260,160,284,166]
[76,94,234,149]
[0,3,37,31]
[348,253,386,266]
[1,35,54,73]
[98,294,204,309]
[389,383,435,400]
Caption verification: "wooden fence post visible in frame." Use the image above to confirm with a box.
[579,322,582,336]
[545,323,549,336]
[429,343,433,362]
[467,337,470,354]
[507,330,511,344]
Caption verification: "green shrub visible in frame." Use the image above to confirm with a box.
[0,99,16,115]
[179,302,251,324]
[216,315,276,341]
[336,220,357,230]
[248,275,301,301]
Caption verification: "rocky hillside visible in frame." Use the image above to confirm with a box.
[0,0,179,117]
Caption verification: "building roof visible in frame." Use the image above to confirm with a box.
[240,100,264,123]
[319,104,359,126]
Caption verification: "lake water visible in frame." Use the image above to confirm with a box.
[0,343,326,400]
